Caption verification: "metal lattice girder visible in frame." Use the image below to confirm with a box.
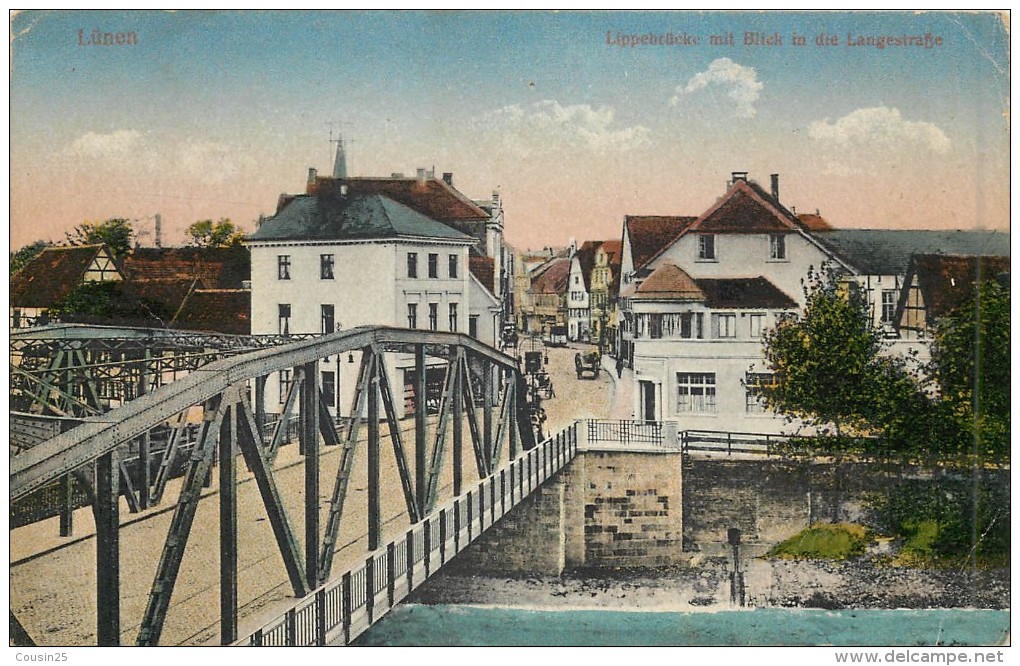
[318,349,375,584]
[371,344,421,524]
[12,327,519,503]
[424,347,461,512]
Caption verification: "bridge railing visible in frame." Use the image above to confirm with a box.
[680,429,782,456]
[580,419,681,451]
[242,422,580,646]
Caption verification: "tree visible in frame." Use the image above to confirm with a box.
[185,218,245,247]
[758,265,932,452]
[929,279,1010,461]
[10,240,52,275]
[65,218,134,258]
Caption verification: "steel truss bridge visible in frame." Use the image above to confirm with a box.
[10,325,562,646]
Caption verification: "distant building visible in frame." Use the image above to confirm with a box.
[896,253,1010,336]
[10,244,121,328]
[527,256,571,336]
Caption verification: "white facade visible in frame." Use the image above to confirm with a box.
[249,238,473,419]
[566,255,590,341]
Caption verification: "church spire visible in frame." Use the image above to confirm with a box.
[332,135,348,179]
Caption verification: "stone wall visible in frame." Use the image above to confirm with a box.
[454,449,684,575]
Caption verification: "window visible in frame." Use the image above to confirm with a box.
[321,304,335,334]
[448,302,459,331]
[881,290,897,323]
[574,275,579,284]
[428,303,438,331]
[769,234,786,260]
[469,315,479,338]
[320,254,335,279]
[749,314,765,338]
[713,313,737,338]
[278,304,291,336]
[277,255,291,280]
[648,313,662,339]
[449,254,459,278]
[279,369,292,404]
[428,253,438,278]
[745,372,774,413]
[698,234,716,260]
[407,252,418,278]
[407,303,418,329]
[676,372,716,413]
[321,371,336,407]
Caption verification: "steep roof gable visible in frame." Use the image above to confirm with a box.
[532,257,571,294]
[904,253,1010,323]
[10,244,111,308]
[625,216,697,270]
[691,179,801,235]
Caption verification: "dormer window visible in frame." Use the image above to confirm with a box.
[698,234,716,261]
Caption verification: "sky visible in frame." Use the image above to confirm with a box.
[8,10,1011,251]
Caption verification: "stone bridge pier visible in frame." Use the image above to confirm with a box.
[457,442,684,574]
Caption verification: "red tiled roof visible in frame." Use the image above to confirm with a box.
[600,239,623,266]
[311,176,489,222]
[633,263,704,300]
[907,254,1010,322]
[128,279,200,317]
[694,186,793,234]
[532,257,571,294]
[469,256,495,294]
[122,246,250,289]
[625,216,697,269]
[173,289,251,335]
[797,213,832,231]
[10,245,112,308]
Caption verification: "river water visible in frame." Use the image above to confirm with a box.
[355,605,1009,647]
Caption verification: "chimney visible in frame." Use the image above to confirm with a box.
[492,190,500,208]
[442,172,453,186]
[731,171,748,185]
[307,167,317,186]
[416,167,426,183]
[770,173,780,200]
[154,213,162,249]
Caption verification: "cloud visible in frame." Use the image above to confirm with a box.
[670,58,763,118]
[808,107,951,154]
[177,141,242,182]
[67,129,143,158]
[478,100,651,157]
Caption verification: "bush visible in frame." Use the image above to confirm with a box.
[869,476,1009,566]
[768,522,872,560]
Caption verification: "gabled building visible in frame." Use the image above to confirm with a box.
[566,240,600,342]
[590,239,622,353]
[10,244,122,328]
[528,256,571,336]
[896,253,1010,336]
[618,171,1009,433]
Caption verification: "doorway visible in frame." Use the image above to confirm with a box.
[639,380,656,422]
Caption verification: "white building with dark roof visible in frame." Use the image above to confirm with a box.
[247,186,478,418]
[619,171,1009,434]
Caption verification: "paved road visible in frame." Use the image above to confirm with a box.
[10,344,620,646]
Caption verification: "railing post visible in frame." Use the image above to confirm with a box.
[727,432,732,456]
[478,481,486,532]
[509,464,515,505]
[423,518,432,578]
[406,529,415,593]
[315,588,326,646]
[490,476,497,523]
[386,542,396,608]
[252,629,264,647]
[365,555,375,625]
[341,572,352,645]
[439,510,447,565]
[466,493,473,543]
[285,608,296,646]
